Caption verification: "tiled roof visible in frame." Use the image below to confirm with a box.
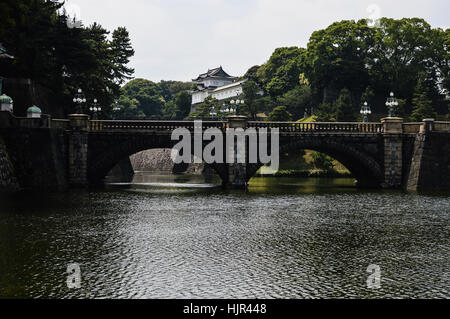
[211,79,247,92]
[0,44,14,59]
[193,66,236,81]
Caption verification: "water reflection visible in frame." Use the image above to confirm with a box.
[0,173,448,299]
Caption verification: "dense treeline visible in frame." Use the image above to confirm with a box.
[115,79,193,120]
[198,18,449,122]
[0,0,134,116]
[1,3,448,122]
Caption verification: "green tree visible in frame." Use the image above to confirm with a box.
[159,80,194,102]
[110,27,135,85]
[305,20,373,104]
[334,88,356,121]
[277,85,312,120]
[162,100,178,120]
[120,79,164,118]
[315,103,335,122]
[261,47,306,97]
[244,65,264,85]
[116,96,146,120]
[189,96,219,119]
[242,80,261,119]
[0,1,135,117]
[174,91,192,119]
[410,74,438,121]
[267,106,292,122]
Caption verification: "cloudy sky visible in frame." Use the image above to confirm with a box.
[64,0,449,82]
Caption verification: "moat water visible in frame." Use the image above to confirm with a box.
[0,173,448,299]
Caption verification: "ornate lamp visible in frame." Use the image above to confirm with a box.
[89,98,101,120]
[385,92,398,118]
[360,101,372,123]
[73,88,86,114]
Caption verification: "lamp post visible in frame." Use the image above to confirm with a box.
[360,101,372,123]
[112,101,121,120]
[230,99,245,116]
[385,92,398,118]
[89,99,101,120]
[73,88,86,114]
[209,106,218,119]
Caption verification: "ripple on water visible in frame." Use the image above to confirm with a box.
[0,182,449,299]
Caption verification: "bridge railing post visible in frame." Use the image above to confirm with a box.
[420,118,435,134]
[68,114,90,131]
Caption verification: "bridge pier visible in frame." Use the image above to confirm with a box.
[225,115,250,189]
[68,114,89,187]
[381,117,404,188]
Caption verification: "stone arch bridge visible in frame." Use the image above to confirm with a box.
[1,111,449,191]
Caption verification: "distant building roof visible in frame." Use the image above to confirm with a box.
[193,66,236,82]
[0,44,14,59]
[211,79,247,92]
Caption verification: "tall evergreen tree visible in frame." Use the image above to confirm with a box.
[111,27,135,85]
[410,74,437,121]
[335,88,356,121]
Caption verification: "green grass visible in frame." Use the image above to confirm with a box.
[257,150,351,178]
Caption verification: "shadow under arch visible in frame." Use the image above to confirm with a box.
[247,138,384,188]
[87,137,228,185]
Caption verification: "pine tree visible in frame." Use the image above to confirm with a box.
[335,88,356,121]
[410,74,437,122]
[111,27,135,84]
[267,106,292,122]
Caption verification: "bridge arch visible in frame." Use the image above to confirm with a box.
[247,137,384,188]
[87,134,228,185]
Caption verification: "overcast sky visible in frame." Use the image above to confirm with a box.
[63,0,449,83]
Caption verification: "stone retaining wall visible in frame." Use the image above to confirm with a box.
[0,136,19,191]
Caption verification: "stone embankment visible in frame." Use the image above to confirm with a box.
[130,149,209,175]
[0,136,19,192]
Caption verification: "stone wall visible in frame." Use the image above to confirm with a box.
[130,149,206,174]
[0,136,19,192]
[0,128,68,191]
[407,132,450,191]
